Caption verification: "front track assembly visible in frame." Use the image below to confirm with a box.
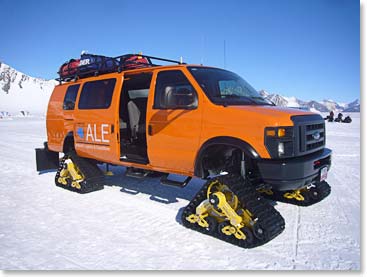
[182,175,285,248]
[55,152,105,193]
[259,181,331,206]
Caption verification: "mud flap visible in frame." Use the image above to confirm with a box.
[35,142,59,172]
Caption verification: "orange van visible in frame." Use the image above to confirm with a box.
[36,54,332,248]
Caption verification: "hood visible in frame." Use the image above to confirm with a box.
[218,105,319,127]
[226,105,315,118]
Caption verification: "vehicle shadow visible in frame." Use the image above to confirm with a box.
[101,165,204,205]
[101,166,205,225]
[38,169,57,175]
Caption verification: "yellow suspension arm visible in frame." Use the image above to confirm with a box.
[211,192,243,226]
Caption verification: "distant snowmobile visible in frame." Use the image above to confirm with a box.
[342,116,352,123]
[333,113,352,123]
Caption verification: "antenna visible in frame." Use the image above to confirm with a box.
[223,40,226,69]
[201,36,205,65]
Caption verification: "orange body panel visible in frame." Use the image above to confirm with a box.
[47,85,73,152]
[73,75,121,164]
[146,68,203,175]
[46,65,313,176]
[200,102,314,159]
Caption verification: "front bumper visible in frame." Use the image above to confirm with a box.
[257,148,332,191]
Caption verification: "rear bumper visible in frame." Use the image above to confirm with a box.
[257,148,332,191]
[35,142,60,172]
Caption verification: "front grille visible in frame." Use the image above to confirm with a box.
[306,123,324,131]
[304,122,325,152]
[306,140,324,151]
[292,115,326,156]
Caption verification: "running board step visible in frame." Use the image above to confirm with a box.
[160,175,192,188]
[125,167,150,178]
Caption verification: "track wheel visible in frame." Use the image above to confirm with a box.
[239,227,254,245]
[252,222,266,240]
[308,186,320,200]
[205,216,218,233]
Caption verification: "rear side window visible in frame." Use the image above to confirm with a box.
[78,79,116,109]
[63,84,80,110]
[154,70,197,110]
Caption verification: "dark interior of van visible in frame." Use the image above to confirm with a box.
[119,73,152,164]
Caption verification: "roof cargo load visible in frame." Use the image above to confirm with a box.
[56,53,185,82]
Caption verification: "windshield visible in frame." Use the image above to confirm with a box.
[188,67,273,106]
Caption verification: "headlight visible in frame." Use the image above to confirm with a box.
[264,126,294,158]
[278,142,285,155]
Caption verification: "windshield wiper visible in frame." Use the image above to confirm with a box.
[222,94,241,98]
[249,96,276,106]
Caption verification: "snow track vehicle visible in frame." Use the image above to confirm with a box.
[36,53,332,248]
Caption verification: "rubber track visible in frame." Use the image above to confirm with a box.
[181,174,285,248]
[262,181,331,207]
[55,152,105,194]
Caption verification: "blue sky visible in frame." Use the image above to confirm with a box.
[0,0,359,103]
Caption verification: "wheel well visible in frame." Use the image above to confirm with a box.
[63,132,75,153]
[194,137,260,179]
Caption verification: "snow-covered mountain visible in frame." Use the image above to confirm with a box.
[258,90,360,113]
[321,99,345,112]
[307,101,330,112]
[0,62,57,115]
[343,99,360,112]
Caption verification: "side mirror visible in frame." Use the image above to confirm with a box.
[174,88,197,109]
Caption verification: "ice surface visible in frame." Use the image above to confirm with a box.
[0,115,360,270]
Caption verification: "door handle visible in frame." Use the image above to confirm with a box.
[111,124,115,134]
[148,124,153,136]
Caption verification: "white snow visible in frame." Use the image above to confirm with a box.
[284,96,300,107]
[310,108,321,114]
[0,115,360,270]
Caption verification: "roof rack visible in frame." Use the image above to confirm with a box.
[56,53,186,83]
[130,54,185,65]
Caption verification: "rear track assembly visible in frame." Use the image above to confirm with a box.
[55,152,105,193]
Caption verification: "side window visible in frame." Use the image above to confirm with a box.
[78,78,116,109]
[63,84,80,110]
[154,70,198,109]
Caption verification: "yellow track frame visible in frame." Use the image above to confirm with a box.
[57,158,84,189]
[186,179,255,241]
